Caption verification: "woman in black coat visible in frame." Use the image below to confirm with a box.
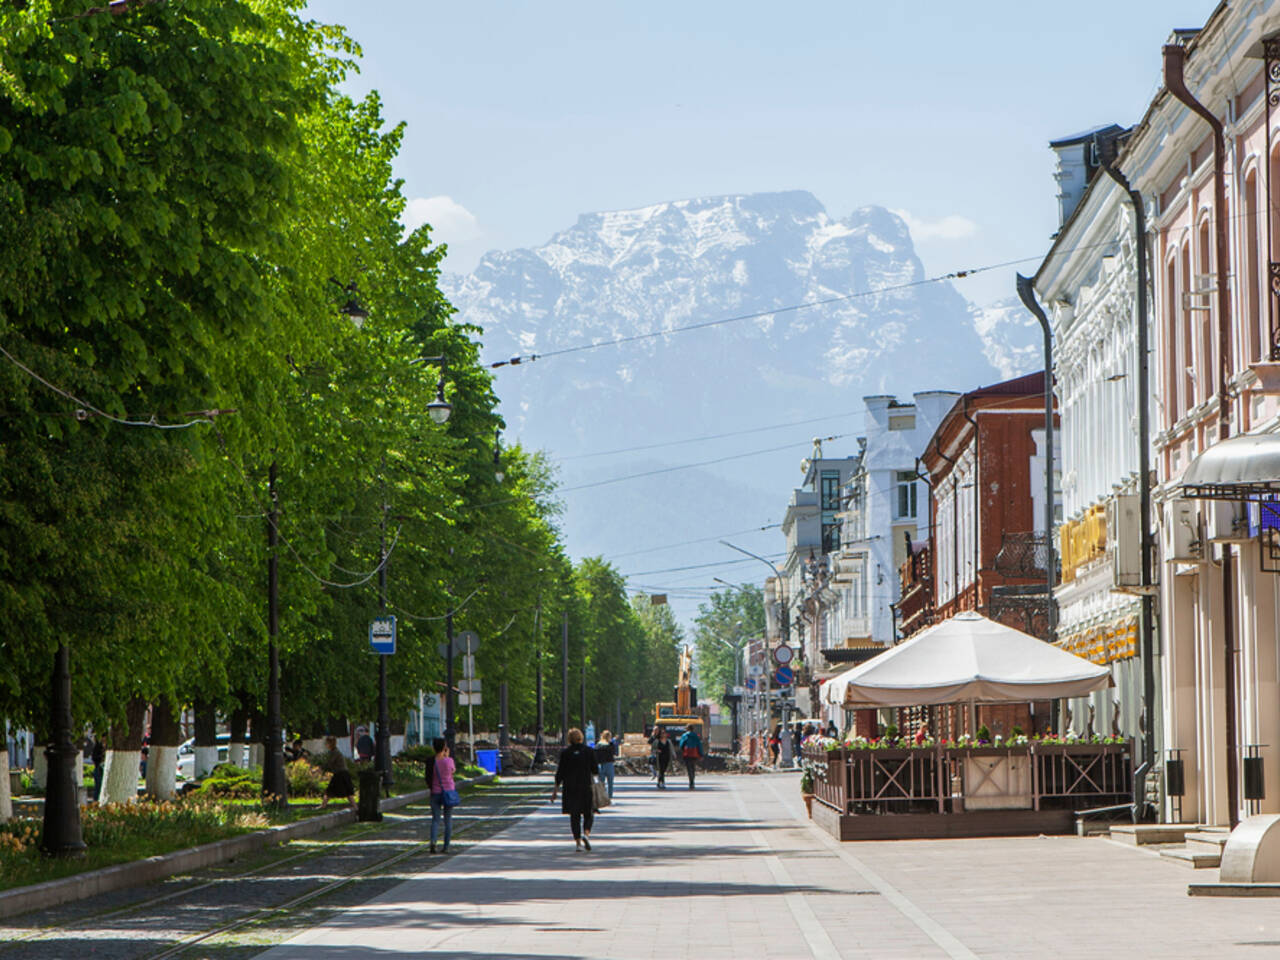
[552,727,599,851]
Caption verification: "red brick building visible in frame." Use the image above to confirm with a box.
[901,371,1060,739]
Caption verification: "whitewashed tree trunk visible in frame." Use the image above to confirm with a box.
[194,746,218,779]
[146,745,178,800]
[248,742,264,769]
[0,745,11,820]
[32,749,47,790]
[390,734,405,758]
[100,750,141,804]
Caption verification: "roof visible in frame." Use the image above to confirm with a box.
[922,371,1051,469]
[1048,123,1125,148]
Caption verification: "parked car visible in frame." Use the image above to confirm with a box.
[176,733,232,780]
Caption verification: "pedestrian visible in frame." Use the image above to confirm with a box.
[319,736,355,809]
[90,737,106,802]
[791,722,803,759]
[826,720,839,740]
[354,726,375,763]
[427,737,457,853]
[594,729,617,799]
[552,727,599,851]
[284,737,309,763]
[768,724,782,767]
[653,727,672,788]
[678,725,704,789]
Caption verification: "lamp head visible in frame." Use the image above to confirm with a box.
[427,375,452,424]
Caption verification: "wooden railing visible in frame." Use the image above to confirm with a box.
[804,741,1133,815]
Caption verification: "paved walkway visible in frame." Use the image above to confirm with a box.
[256,774,1280,959]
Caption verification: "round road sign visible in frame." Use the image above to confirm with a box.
[773,645,794,666]
[775,665,794,686]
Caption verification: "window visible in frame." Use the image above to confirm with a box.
[895,470,918,519]
[888,414,916,432]
[820,471,841,510]
[821,521,841,555]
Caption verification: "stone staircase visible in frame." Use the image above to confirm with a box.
[1105,823,1229,869]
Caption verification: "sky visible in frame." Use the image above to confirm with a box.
[304,0,1219,306]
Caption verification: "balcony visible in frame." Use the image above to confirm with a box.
[988,585,1054,641]
[993,532,1057,580]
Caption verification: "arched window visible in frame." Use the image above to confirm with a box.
[1167,254,1181,425]
[1182,240,1194,415]
[1245,168,1262,364]
[1197,219,1213,403]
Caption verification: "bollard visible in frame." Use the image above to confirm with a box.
[357,769,382,822]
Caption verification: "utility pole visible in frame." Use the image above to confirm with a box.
[263,462,288,803]
[375,490,392,789]
[445,609,456,752]
[561,611,569,744]
[533,602,545,766]
[580,662,587,733]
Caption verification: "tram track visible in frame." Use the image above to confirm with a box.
[1,779,546,959]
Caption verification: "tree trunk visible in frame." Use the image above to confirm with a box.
[31,749,47,790]
[248,708,265,769]
[193,700,218,779]
[145,696,180,799]
[101,697,147,805]
[229,696,250,769]
[0,743,11,821]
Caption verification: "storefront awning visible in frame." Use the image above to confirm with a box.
[1181,431,1280,499]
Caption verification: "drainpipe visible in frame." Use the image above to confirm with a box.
[1099,156,1158,783]
[932,436,959,614]
[1015,275,1057,639]
[960,397,980,612]
[1164,42,1238,829]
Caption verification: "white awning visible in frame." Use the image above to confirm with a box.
[821,611,1109,708]
[1181,431,1280,499]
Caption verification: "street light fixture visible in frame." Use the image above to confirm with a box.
[493,428,504,484]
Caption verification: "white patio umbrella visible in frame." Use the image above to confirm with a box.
[822,611,1109,708]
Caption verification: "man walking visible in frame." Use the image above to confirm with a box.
[678,726,704,789]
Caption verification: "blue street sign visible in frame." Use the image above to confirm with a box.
[774,665,794,686]
[370,616,397,654]
[745,677,756,690]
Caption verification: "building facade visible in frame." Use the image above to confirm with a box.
[1119,3,1280,826]
[1033,124,1156,758]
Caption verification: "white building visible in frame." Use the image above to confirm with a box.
[1033,124,1154,753]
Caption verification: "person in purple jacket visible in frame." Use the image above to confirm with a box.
[427,738,456,853]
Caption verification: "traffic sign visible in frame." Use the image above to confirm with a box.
[774,665,794,686]
[748,664,764,677]
[460,678,482,693]
[436,642,448,658]
[462,654,476,679]
[745,678,756,690]
[455,630,480,655]
[773,645,794,666]
[458,692,482,706]
[370,616,396,655]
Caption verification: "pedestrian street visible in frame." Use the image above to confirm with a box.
[254,773,1279,960]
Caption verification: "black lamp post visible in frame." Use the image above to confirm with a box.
[40,643,85,857]
[262,461,288,805]
[376,354,452,783]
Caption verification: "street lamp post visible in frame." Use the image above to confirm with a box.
[262,462,288,804]
[720,540,796,767]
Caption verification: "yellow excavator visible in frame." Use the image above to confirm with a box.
[653,646,709,737]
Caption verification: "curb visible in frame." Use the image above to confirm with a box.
[0,773,495,921]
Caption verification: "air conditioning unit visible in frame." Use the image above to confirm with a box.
[1108,494,1142,589]
[1207,500,1251,543]
[1163,498,1201,562]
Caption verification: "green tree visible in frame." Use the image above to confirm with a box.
[692,584,765,707]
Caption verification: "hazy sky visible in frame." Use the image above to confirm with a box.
[305,1,1218,306]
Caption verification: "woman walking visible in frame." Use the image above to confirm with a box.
[678,726,704,789]
[552,728,599,851]
[768,724,782,767]
[319,736,355,809]
[653,727,672,789]
[594,730,617,799]
[427,737,456,853]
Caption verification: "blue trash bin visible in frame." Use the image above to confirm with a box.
[476,749,499,774]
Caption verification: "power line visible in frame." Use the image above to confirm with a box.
[0,342,232,430]
[485,252,1052,369]
[604,523,781,561]
[560,433,849,494]
[554,410,863,461]
[621,552,787,579]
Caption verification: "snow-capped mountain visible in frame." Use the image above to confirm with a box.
[972,296,1043,381]
[442,191,1037,618]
